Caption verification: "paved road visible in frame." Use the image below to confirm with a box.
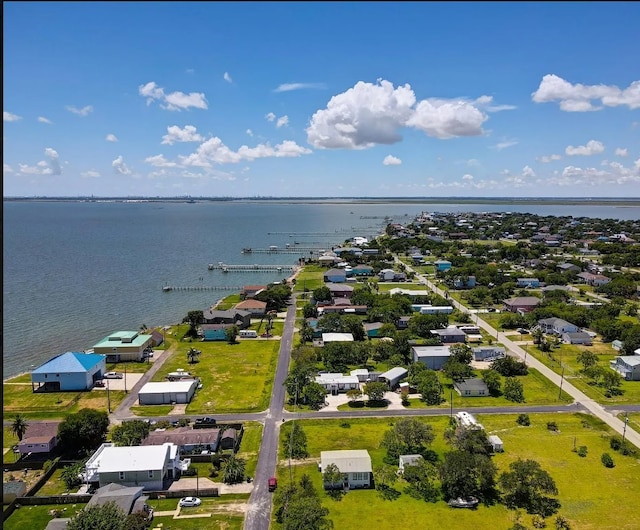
[244,295,297,530]
[400,258,640,449]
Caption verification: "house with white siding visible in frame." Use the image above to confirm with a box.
[320,450,372,489]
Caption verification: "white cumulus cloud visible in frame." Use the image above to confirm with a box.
[161,125,203,145]
[246,129,253,137]
[265,112,276,122]
[615,148,628,157]
[145,154,179,167]
[539,154,562,163]
[462,173,474,181]
[138,81,208,111]
[276,115,289,128]
[65,105,93,116]
[4,111,22,122]
[112,155,132,175]
[307,79,495,149]
[492,139,519,151]
[383,155,402,166]
[37,116,53,124]
[4,163,14,174]
[565,140,605,156]
[522,165,536,178]
[17,148,61,175]
[106,134,118,142]
[273,82,327,93]
[532,74,640,111]
[81,170,101,178]
[223,72,232,83]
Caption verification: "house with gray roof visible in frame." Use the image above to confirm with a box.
[202,308,251,328]
[538,317,579,336]
[610,356,640,381]
[320,450,372,489]
[18,421,60,456]
[86,483,151,518]
[379,367,408,389]
[562,331,593,345]
[412,345,452,370]
[454,378,489,397]
[31,352,106,392]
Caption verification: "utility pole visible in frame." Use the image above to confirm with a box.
[450,387,453,421]
[107,378,111,413]
[558,365,565,399]
[622,413,629,444]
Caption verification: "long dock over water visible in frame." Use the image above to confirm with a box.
[207,263,297,272]
[240,247,327,254]
[162,285,242,292]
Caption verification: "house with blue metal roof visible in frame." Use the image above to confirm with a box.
[31,352,106,392]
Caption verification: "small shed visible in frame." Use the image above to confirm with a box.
[488,435,504,452]
[138,380,197,405]
[3,481,27,504]
[399,382,410,395]
[220,428,238,451]
[398,454,423,473]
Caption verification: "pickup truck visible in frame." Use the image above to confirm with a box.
[193,417,216,429]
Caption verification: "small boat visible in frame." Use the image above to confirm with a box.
[163,285,172,292]
[447,496,479,509]
[242,248,252,253]
[208,263,214,270]
[222,267,229,273]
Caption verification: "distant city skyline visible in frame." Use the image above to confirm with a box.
[3,2,639,197]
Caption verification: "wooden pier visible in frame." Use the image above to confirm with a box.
[162,285,242,292]
[207,263,297,272]
[240,247,327,254]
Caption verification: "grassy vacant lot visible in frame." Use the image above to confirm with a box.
[527,343,640,404]
[293,264,325,292]
[3,374,126,419]
[3,503,87,530]
[236,421,263,478]
[276,413,640,530]
[215,293,242,310]
[146,339,280,414]
[376,282,425,293]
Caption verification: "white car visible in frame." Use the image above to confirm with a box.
[103,372,123,379]
[179,497,201,507]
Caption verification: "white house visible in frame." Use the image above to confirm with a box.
[315,373,359,395]
[138,380,198,405]
[378,269,396,281]
[320,450,372,489]
[84,443,189,490]
[538,318,579,336]
[398,454,423,474]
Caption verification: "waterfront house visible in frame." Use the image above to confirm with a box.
[84,442,188,490]
[412,345,452,370]
[240,285,267,299]
[92,331,154,362]
[324,268,347,283]
[610,356,640,381]
[18,421,60,457]
[234,299,267,316]
[202,308,251,329]
[137,380,198,405]
[31,352,106,392]
[320,450,372,489]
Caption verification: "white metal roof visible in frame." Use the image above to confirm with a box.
[138,381,197,394]
[315,373,360,385]
[412,345,452,357]
[322,333,354,342]
[320,450,372,473]
[95,443,173,473]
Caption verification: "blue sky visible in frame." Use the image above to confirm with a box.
[3,1,639,198]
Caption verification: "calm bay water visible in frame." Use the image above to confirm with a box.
[3,199,639,378]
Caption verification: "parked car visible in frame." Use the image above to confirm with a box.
[268,477,277,492]
[103,372,123,379]
[179,497,202,507]
[94,380,105,387]
[193,417,216,429]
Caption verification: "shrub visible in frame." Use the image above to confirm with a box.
[401,394,410,406]
[577,446,588,457]
[517,414,531,426]
[547,421,558,432]
[532,514,547,528]
[601,453,615,468]
[209,467,219,478]
[43,459,55,473]
[554,515,571,529]
[609,435,622,450]
[340,421,351,429]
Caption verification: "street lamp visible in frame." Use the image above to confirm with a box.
[195,467,199,496]
[106,378,111,413]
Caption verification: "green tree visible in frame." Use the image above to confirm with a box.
[303,382,328,410]
[182,310,203,338]
[504,377,525,403]
[110,420,150,446]
[601,370,623,396]
[58,408,110,456]
[402,460,440,503]
[491,356,528,376]
[124,511,151,530]
[10,414,28,441]
[67,501,126,530]
[576,350,598,372]
[312,286,332,303]
[439,450,497,501]
[554,515,571,530]
[374,465,400,500]
[443,359,474,382]
[482,369,502,395]
[302,303,318,318]
[345,388,363,402]
[380,418,435,463]
[416,370,443,405]
[274,475,333,529]
[601,453,615,468]
[452,427,492,455]
[322,462,343,490]
[61,461,85,491]
[284,362,315,404]
[499,459,560,517]
[299,319,314,344]
[222,455,246,484]
[186,347,201,364]
[363,381,388,402]
[225,325,238,344]
[284,422,309,459]
[532,327,544,345]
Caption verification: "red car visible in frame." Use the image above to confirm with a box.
[268,477,277,492]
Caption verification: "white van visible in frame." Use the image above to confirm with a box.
[239,330,258,338]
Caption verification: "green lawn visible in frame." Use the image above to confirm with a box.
[129,404,175,416]
[34,468,68,496]
[236,422,263,478]
[3,377,126,419]
[293,265,325,292]
[146,339,280,413]
[3,503,87,530]
[276,413,640,530]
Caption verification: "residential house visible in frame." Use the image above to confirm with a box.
[576,272,611,287]
[18,421,60,456]
[351,265,374,276]
[473,346,506,362]
[457,325,483,343]
[378,269,396,281]
[84,442,188,490]
[234,299,267,316]
[92,331,154,362]
[31,352,106,392]
[396,316,412,329]
[320,450,372,489]
[328,284,354,299]
[319,255,341,267]
[316,333,355,347]
[240,285,266,299]
[453,275,476,289]
[610,356,640,381]
[149,330,165,347]
[517,278,540,288]
[86,483,152,519]
[398,454,423,474]
[379,367,408,389]
[503,296,541,313]
[138,380,198,405]
[454,378,489,397]
[430,326,467,344]
[315,373,359,394]
[202,309,251,329]
[412,345,452,370]
[350,369,375,382]
[612,340,623,351]
[324,268,347,283]
[142,427,220,454]
[562,331,593,345]
[557,263,581,274]
[411,304,454,314]
[538,317,579,336]
[434,260,452,272]
[389,288,431,297]
[363,322,384,338]
[317,305,368,316]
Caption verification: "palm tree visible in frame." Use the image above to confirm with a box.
[11,414,28,441]
[187,347,200,364]
[531,326,544,345]
[222,455,246,484]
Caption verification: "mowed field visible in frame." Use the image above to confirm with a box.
[276,413,640,530]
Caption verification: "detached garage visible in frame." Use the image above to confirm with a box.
[138,380,197,405]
